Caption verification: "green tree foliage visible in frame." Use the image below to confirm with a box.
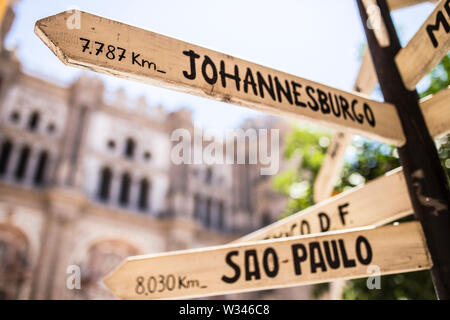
[420,55,450,183]
[273,128,330,218]
[272,55,449,300]
[421,55,450,98]
[342,270,436,300]
[341,56,449,300]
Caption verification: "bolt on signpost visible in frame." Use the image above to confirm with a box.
[34,0,450,299]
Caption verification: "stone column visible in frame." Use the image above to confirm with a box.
[29,188,85,299]
[24,148,38,186]
[109,171,120,207]
[5,142,20,181]
[129,175,140,212]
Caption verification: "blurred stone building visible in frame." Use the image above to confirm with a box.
[0,2,312,300]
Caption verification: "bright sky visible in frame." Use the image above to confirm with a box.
[5,0,435,131]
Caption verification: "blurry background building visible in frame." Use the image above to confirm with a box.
[0,2,312,300]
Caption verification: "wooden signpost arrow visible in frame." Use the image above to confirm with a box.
[396,0,450,90]
[313,0,428,197]
[236,167,412,242]
[35,10,405,146]
[0,0,10,24]
[421,86,450,138]
[314,48,378,203]
[34,3,450,300]
[103,221,431,299]
[387,0,438,10]
[313,85,449,204]
[353,49,378,95]
[357,0,450,299]
[313,132,353,203]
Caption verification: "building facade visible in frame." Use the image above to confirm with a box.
[0,2,312,300]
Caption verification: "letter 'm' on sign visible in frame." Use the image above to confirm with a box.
[396,0,450,90]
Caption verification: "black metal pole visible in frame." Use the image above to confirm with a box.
[356,0,450,299]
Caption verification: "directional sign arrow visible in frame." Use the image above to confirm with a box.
[312,86,449,204]
[387,0,438,10]
[421,86,450,138]
[104,221,431,299]
[313,131,353,203]
[35,11,405,146]
[353,49,378,95]
[314,48,378,203]
[396,0,450,90]
[237,167,412,242]
[0,0,10,24]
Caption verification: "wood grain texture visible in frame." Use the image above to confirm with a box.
[314,48,378,203]
[313,86,449,205]
[314,132,353,203]
[237,167,412,242]
[35,11,405,146]
[104,222,431,299]
[313,46,380,296]
[0,0,10,24]
[395,0,450,90]
[354,49,378,94]
[420,86,450,138]
[388,0,438,10]
[358,0,450,299]
[363,0,391,47]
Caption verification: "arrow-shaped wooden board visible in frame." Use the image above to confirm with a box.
[354,49,378,95]
[35,11,405,146]
[396,0,450,90]
[313,131,353,203]
[421,86,450,138]
[237,167,411,242]
[312,87,448,203]
[314,48,378,203]
[388,0,438,10]
[104,221,431,299]
[0,0,10,24]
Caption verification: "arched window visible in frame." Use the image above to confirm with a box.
[81,240,139,299]
[205,167,213,184]
[138,178,150,211]
[14,146,30,181]
[107,140,116,150]
[143,151,152,161]
[33,151,49,186]
[97,167,113,201]
[27,111,40,131]
[0,140,13,176]
[217,201,225,230]
[124,138,135,159]
[205,198,212,228]
[193,194,201,220]
[0,225,29,300]
[47,123,56,134]
[9,111,20,123]
[119,172,131,206]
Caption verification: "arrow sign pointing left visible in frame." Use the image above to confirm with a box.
[35,11,405,146]
[103,222,431,300]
